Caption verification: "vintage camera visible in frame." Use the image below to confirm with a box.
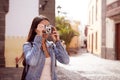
[44,25,53,34]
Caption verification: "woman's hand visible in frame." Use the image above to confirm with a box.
[51,27,60,42]
[36,24,44,36]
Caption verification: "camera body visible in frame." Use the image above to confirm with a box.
[44,25,53,34]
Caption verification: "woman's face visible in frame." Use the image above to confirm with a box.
[39,19,50,38]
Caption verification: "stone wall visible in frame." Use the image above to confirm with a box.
[39,0,55,25]
[0,0,9,67]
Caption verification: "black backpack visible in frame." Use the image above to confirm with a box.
[21,42,33,80]
[21,58,30,80]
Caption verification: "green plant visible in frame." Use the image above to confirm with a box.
[55,16,79,49]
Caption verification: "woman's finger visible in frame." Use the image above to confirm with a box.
[52,31,57,34]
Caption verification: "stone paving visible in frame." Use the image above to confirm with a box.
[56,49,120,80]
[0,49,120,80]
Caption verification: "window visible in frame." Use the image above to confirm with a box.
[95,32,98,50]
[92,6,94,24]
[96,0,98,20]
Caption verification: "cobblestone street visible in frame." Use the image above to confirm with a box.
[0,49,120,80]
[56,49,120,80]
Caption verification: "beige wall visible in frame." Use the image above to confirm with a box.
[69,21,80,49]
[106,18,115,48]
[5,36,26,67]
[87,0,103,56]
[69,36,80,48]
[5,0,39,67]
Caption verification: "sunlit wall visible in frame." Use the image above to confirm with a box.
[5,0,39,67]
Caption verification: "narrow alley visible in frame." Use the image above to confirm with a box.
[56,49,120,80]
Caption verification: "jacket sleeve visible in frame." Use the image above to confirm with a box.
[53,40,69,64]
[23,35,42,66]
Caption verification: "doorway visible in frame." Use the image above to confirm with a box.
[115,23,120,60]
[91,33,94,53]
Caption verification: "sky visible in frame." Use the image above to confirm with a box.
[56,0,89,25]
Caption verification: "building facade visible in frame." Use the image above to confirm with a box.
[0,0,9,67]
[87,0,120,60]
[87,0,106,58]
[106,0,120,60]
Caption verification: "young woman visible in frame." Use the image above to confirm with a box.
[22,15,69,80]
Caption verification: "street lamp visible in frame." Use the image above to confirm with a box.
[57,5,61,15]
[57,5,67,17]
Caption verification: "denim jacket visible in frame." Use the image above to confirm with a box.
[23,35,69,80]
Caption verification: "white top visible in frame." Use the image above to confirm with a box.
[40,57,51,80]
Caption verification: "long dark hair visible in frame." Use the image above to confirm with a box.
[21,15,49,80]
[27,15,49,42]
[18,15,49,65]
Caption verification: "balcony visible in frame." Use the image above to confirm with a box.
[106,0,120,21]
